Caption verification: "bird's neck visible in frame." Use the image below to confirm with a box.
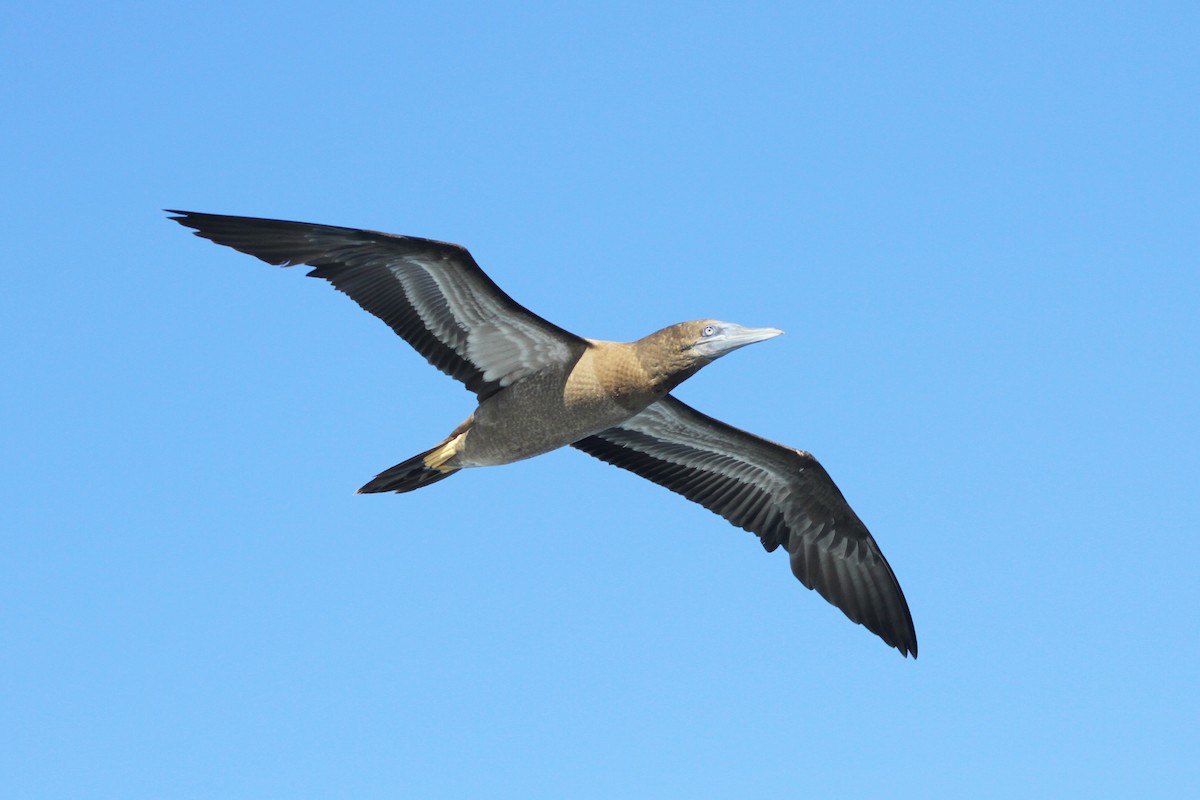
[631,328,708,396]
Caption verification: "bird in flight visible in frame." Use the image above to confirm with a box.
[169,211,917,657]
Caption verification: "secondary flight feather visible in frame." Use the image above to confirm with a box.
[169,210,917,657]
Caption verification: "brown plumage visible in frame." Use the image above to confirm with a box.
[169,210,918,657]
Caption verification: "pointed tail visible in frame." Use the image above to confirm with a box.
[357,447,461,494]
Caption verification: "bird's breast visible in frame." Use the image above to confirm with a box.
[457,344,658,467]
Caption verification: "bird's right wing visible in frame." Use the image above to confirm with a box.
[572,395,917,656]
[169,211,589,398]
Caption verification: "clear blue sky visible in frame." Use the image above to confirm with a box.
[3,2,1197,797]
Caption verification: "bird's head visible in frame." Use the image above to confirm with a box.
[683,319,785,361]
[636,320,784,394]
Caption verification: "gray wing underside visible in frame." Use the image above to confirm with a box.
[169,211,589,398]
[572,396,917,657]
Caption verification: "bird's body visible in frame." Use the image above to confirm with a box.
[448,338,665,467]
[170,210,918,657]
[420,327,709,470]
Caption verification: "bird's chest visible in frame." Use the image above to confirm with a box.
[461,353,659,466]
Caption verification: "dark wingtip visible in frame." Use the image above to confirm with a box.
[885,610,918,658]
[891,624,918,658]
[165,209,205,232]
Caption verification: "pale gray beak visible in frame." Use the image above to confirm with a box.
[695,323,784,358]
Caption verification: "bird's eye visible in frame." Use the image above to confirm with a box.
[702,325,716,337]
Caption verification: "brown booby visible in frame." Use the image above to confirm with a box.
[169,211,917,657]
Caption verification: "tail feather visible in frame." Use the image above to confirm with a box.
[357,447,460,494]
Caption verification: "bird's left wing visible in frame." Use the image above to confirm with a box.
[168,211,589,399]
[572,395,917,657]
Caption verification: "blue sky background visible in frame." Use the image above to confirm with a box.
[3,2,1197,797]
